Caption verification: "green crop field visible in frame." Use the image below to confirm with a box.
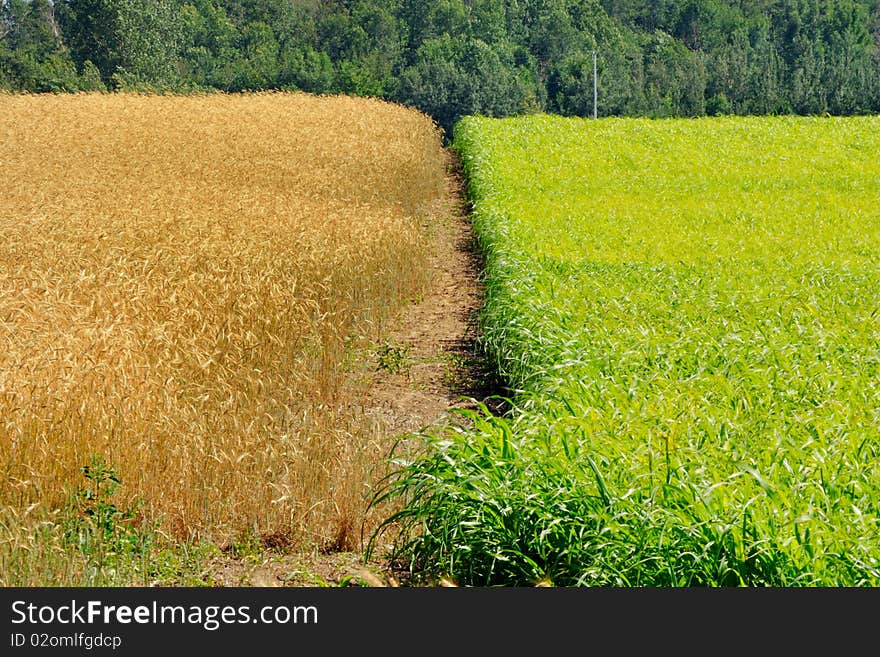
[373,114,880,586]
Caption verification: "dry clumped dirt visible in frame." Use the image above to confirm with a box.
[206,150,497,587]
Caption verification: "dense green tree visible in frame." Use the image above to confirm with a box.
[393,34,470,135]
[278,44,335,92]
[392,33,533,137]
[2,0,878,123]
[56,0,118,81]
[525,0,582,71]
[547,51,597,116]
[58,0,182,88]
[706,28,751,113]
[0,0,83,90]
[643,30,708,116]
[114,0,182,87]
[179,0,239,89]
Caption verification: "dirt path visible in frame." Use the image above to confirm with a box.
[353,150,494,435]
[206,149,494,587]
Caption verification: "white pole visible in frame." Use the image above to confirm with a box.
[593,50,598,119]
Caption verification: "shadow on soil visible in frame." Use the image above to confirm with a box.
[441,152,512,419]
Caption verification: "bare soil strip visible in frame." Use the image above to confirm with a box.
[208,149,495,586]
[351,150,493,434]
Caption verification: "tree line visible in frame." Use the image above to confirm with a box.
[3,0,879,135]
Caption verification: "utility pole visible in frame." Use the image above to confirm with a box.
[593,50,598,119]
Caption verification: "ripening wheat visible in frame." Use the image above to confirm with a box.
[0,91,446,550]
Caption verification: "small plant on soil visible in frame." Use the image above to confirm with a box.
[376,340,412,375]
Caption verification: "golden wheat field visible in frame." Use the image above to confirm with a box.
[0,91,446,558]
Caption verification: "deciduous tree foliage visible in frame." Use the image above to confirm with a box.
[2,0,879,133]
